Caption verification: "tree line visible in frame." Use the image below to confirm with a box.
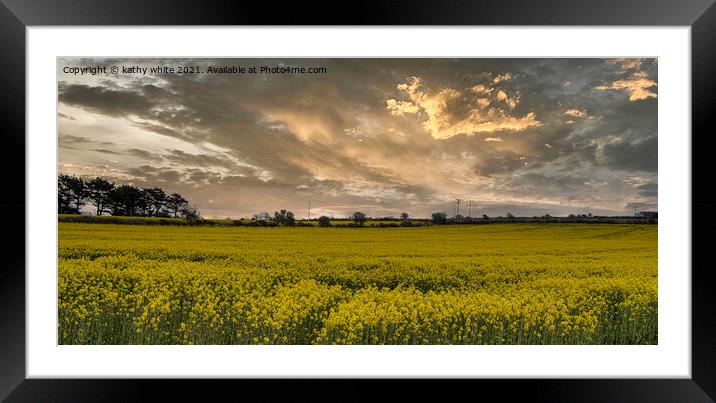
[58,174,198,219]
[247,211,375,227]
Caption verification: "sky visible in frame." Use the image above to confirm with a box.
[57,58,657,219]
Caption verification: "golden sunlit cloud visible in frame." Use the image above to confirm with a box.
[471,84,493,94]
[496,90,519,109]
[563,109,589,118]
[476,98,491,108]
[263,111,337,143]
[387,76,541,140]
[595,59,657,101]
[609,58,643,70]
[385,98,420,116]
[594,78,657,101]
[493,73,512,84]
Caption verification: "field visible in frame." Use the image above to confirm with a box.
[58,223,657,345]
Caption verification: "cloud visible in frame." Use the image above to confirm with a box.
[625,200,658,211]
[470,84,493,94]
[92,148,121,155]
[58,83,159,117]
[609,58,644,71]
[594,59,657,101]
[127,165,184,184]
[495,90,519,109]
[492,73,512,84]
[594,77,657,101]
[635,182,658,197]
[126,148,163,161]
[385,99,420,116]
[602,136,657,172]
[58,134,92,145]
[563,109,589,118]
[387,76,541,140]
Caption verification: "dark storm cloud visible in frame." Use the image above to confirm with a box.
[59,83,158,117]
[57,58,657,217]
[508,172,590,191]
[636,182,658,197]
[626,200,658,211]
[127,165,183,184]
[602,135,658,172]
[163,149,238,170]
[58,134,91,145]
[92,148,121,155]
[126,148,163,161]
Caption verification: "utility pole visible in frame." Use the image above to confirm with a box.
[308,200,311,220]
[455,199,462,218]
[468,200,472,218]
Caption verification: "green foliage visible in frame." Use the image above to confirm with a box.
[274,210,296,226]
[318,216,331,227]
[86,177,115,216]
[431,212,447,224]
[57,174,195,219]
[108,184,144,216]
[165,193,189,218]
[142,187,167,216]
[351,212,367,226]
[58,174,87,214]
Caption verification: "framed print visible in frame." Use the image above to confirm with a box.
[2,0,716,401]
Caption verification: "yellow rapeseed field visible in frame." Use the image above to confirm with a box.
[58,223,657,344]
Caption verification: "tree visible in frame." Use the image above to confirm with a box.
[58,174,87,213]
[142,187,166,216]
[180,204,201,220]
[506,212,515,219]
[431,212,447,224]
[352,211,367,226]
[165,193,189,218]
[107,185,144,216]
[252,212,271,221]
[285,211,295,226]
[482,214,489,219]
[58,175,75,214]
[318,216,331,227]
[400,212,413,226]
[86,177,115,216]
[274,210,296,226]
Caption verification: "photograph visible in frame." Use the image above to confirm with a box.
[56,57,658,346]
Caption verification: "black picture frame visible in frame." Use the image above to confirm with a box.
[1,1,714,401]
